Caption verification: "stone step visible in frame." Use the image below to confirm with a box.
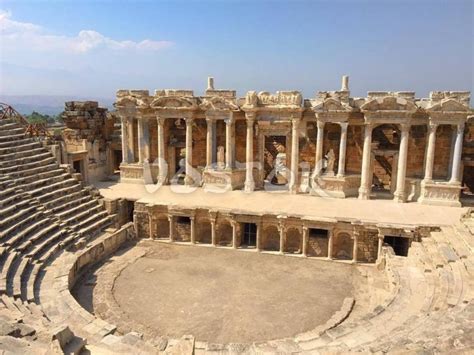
[17,223,61,253]
[0,127,24,137]
[0,139,38,155]
[1,212,47,244]
[0,294,23,320]
[57,198,98,220]
[38,183,83,204]
[29,178,77,197]
[26,263,41,302]
[0,252,19,294]
[8,163,59,180]
[0,205,37,230]
[11,258,30,298]
[19,173,70,192]
[0,147,48,162]
[0,151,53,169]
[0,137,34,149]
[441,226,471,259]
[0,156,56,175]
[28,229,68,261]
[16,168,67,186]
[52,195,93,215]
[64,204,103,225]
[73,211,110,234]
[0,132,25,143]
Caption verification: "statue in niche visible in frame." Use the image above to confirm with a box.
[325,149,336,176]
[273,143,288,184]
[217,145,225,169]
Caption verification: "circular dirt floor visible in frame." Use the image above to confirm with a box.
[108,242,358,344]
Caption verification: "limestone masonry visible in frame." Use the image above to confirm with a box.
[0,76,473,354]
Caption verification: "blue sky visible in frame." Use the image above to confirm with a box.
[0,0,472,101]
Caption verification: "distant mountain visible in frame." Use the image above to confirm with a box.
[0,95,115,115]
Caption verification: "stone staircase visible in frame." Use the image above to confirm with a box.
[0,117,116,351]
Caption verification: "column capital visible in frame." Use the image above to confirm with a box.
[427,121,438,132]
[316,120,325,130]
[456,122,465,134]
[156,116,166,126]
[245,112,256,122]
[224,114,235,125]
[205,116,215,125]
[184,117,194,126]
[339,121,349,131]
[167,214,174,222]
[399,123,411,132]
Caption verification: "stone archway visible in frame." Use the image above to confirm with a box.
[217,221,233,246]
[263,225,280,251]
[155,215,169,239]
[333,232,353,260]
[285,227,302,254]
[197,219,212,244]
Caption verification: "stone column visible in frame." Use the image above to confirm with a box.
[279,223,286,254]
[393,124,410,203]
[190,216,196,244]
[352,230,359,263]
[327,230,334,259]
[358,123,374,200]
[225,115,235,170]
[302,226,308,257]
[244,113,256,192]
[314,121,325,176]
[377,232,384,262]
[423,122,438,183]
[231,220,238,249]
[206,117,213,169]
[120,115,129,164]
[184,118,193,186]
[211,219,217,246]
[128,117,135,163]
[137,118,145,163]
[157,116,166,183]
[449,123,465,184]
[256,222,261,252]
[289,117,300,193]
[168,215,175,242]
[337,122,349,177]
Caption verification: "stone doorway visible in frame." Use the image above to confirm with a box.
[242,223,257,247]
[371,124,400,198]
[307,228,329,257]
[383,235,409,256]
[264,135,288,186]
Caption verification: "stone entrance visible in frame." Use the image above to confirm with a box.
[242,223,257,247]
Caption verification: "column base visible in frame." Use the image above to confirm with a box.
[244,180,255,192]
[418,180,462,207]
[311,175,360,198]
[358,187,370,200]
[203,168,245,190]
[393,191,406,203]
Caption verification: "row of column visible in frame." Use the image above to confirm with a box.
[122,115,465,197]
[157,215,362,262]
[358,121,465,201]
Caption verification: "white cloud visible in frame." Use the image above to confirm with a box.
[0,10,173,53]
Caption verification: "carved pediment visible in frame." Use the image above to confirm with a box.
[427,98,470,113]
[150,96,196,109]
[200,96,238,111]
[313,98,352,112]
[115,96,137,108]
[361,96,417,112]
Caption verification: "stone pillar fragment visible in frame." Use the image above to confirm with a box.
[231,220,238,249]
[256,222,261,252]
[244,113,256,192]
[337,122,349,177]
[314,121,325,176]
[327,230,334,259]
[358,124,374,200]
[394,124,410,203]
[211,219,217,246]
[302,226,308,257]
[120,116,129,164]
[225,115,235,169]
[279,223,286,254]
[168,215,175,242]
[377,232,384,262]
[157,116,166,183]
[289,117,300,193]
[190,216,196,244]
[423,122,438,182]
[206,117,213,169]
[353,230,359,263]
[184,118,193,186]
[449,123,465,184]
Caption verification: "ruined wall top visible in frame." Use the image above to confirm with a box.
[114,77,473,119]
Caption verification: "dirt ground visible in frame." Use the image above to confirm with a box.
[107,242,358,343]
